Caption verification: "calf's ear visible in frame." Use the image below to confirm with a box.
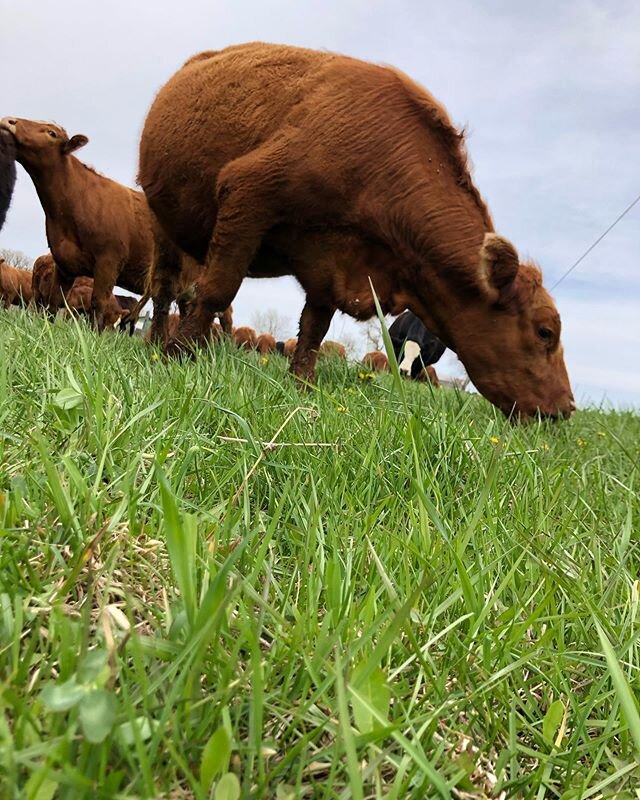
[62,134,89,155]
[479,233,519,290]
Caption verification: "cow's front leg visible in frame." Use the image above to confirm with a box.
[290,302,335,386]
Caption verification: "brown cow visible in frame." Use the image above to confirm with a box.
[319,340,346,359]
[256,332,277,354]
[33,253,139,330]
[0,131,16,231]
[0,117,158,330]
[138,43,574,419]
[416,365,440,387]
[0,258,32,306]
[282,338,298,359]
[232,326,257,350]
[362,351,390,372]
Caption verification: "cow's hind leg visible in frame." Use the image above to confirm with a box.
[290,302,335,386]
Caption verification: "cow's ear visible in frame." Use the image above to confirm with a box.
[62,134,89,155]
[480,233,519,290]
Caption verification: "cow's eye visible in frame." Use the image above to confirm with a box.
[537,326,553,341]
[47,130,57,138]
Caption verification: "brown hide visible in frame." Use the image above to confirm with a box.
[256,332,277,354]
[33,254,134,327]
[232,326,257,350]
[363,351,390,372]
[283,338,298,359]
[138,43,573,419]
[0,259,32,306]
[0,117,155,330]
[319,340,346,359]
[416,365,440,387]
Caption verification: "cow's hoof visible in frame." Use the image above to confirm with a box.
[165,337,198,360]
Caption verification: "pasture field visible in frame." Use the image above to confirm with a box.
[0,309,639,800]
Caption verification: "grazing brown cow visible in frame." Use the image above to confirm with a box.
[33,253,139,330]
[0,117,158,330]
[0,258,32,306]
[282,338,298,359]
[416,365,440,387]
[319,340,346,359]
[256,332,277,354]
[138,43,574,419]
[363,351,390,372]
[232,326,258,350]
[0,131,16,231]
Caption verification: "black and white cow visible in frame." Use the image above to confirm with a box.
[0,131,16,231]
[389,310,446,379]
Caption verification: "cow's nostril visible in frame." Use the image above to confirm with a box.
[7,119,17,126]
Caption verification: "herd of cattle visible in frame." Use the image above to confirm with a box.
[0,41,575,419]
[0,251,448,384]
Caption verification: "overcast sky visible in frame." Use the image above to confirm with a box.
[1,0,638,407]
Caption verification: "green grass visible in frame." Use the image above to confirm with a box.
[0,308,639,799]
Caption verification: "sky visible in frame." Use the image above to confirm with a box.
[1,0,639,407]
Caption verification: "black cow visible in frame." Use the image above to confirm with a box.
[389,311,446,379]
[0,131,16,231]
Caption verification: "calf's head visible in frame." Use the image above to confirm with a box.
[0,118,88,172]
[451,234,574,420]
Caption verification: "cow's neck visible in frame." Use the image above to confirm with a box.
[23,157,92,226]
[377,176,494,351]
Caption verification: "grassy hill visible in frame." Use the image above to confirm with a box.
[0,309,638,799]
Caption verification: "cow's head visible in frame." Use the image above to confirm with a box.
[451,233,574,420]
[0,118,88,171]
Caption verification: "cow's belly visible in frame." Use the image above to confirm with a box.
[258,225,411,318]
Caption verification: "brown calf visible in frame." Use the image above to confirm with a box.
[0,258,32,307]
[138,43,573,419]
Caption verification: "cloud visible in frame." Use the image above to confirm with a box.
[1,0,637,406]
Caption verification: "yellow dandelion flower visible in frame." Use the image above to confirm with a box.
[337,404,347,413]
[150,353,159,362]
[358,371,376,381]
[597,431,606,437]
[260,356,269,365]
[576,438,586,446]
[490,436,499,444]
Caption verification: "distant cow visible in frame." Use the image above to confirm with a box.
[33,254,140,330]
[232,326,257,350]
[0,258,32,306]
[319,340,346,359]
[256,332,277,354]
[416,365,440,387]
[0,131,16,231]
[363,351,390,372]
[1,117,158,330]
[389,311,446,380]
[275,338,298,358]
